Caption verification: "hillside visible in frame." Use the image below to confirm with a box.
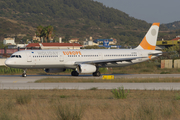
[165,21,180,30]
[0,0,177,46]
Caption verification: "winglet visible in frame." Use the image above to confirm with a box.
[135,23,160,50]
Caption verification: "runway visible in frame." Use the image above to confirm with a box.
[0,74,180,90]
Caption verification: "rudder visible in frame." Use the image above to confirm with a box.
[136,23,160,50]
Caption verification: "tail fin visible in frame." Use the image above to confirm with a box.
[135,23,160,50]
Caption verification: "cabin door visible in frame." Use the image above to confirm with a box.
[98,52,103,60]
[59,52,64,62]
[27,51,32,62]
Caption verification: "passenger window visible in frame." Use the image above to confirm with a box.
[19,55,21,58]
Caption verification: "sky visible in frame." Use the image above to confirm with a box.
[94,0,180,24]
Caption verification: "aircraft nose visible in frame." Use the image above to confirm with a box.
[5,59,12,67]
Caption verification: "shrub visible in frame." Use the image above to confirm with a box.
[60,95,67,98]
[0,67,23,74]
[5,100,14,110]
[175,93,180,100]
[89,87,98,90]
[111,86,129,99]
[16,94,32,105]
[56,102,84,120]
[0,100,17,120]
[0,112,12,120]
[160,71,170,74]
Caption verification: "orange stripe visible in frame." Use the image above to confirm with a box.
[140,37,156,50]
[148,55,152,59]
[152,23,160,27]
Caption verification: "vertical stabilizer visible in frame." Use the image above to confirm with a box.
[135,23,160,50]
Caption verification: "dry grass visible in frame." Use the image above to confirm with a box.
[35,77,180,83]
[0,90,180,120]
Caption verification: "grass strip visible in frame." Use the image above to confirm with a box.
[0,89,180,120]
[35,77,180,83]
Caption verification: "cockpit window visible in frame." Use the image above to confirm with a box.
[11,55,15,58]
[11,55,22,58]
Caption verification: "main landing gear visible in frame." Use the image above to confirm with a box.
[92,71,101,77]
[22,69,27,77]
[71,70,79,76]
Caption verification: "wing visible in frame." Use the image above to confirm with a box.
[75,57,142,65]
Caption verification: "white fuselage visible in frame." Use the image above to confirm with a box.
[5,49,161,69]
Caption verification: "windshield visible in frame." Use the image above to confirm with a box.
[11,55,22,58]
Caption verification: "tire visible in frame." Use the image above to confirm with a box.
[92,72,96,76]
[92,71,101,77]
[71,71,74,76]
[96,71,101,77]
[75,72,79,76]
[22,73,26,77]
[71,71,79,76]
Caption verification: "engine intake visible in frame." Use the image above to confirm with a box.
[77,64,96,73]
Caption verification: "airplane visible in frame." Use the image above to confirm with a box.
[5,23,162,77]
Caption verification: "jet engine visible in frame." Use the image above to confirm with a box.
[44,68,66,73]
[77,64,96,73]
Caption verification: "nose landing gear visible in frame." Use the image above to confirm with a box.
[22,69,27,77]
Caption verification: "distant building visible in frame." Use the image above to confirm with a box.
[156,35,180,50]
[82,37,98,47]
[26,43,82,49]
[171,36,180,41]
[3,38,16,45]
[83,40,99,47]
[93,39,117,45]
[69,38,79,43]
[59,37,62,43]
[32,34,41,42]
[16,44,28,48]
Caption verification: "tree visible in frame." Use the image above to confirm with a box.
[46,25,54,41]
[36,25,54,43]
[36,25,44,42]
[64,34,70,43]
[0,42,7,49]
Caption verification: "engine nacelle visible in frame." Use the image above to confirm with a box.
[77,64,96,73]
[44,68,66,73]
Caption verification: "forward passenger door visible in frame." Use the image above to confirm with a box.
[27,51,32,62]
[59,52,64,62]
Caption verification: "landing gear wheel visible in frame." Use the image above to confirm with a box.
[71,71,79,76]
[92,71,101,77]
[22,69,27,77]
[22,73,27,77]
